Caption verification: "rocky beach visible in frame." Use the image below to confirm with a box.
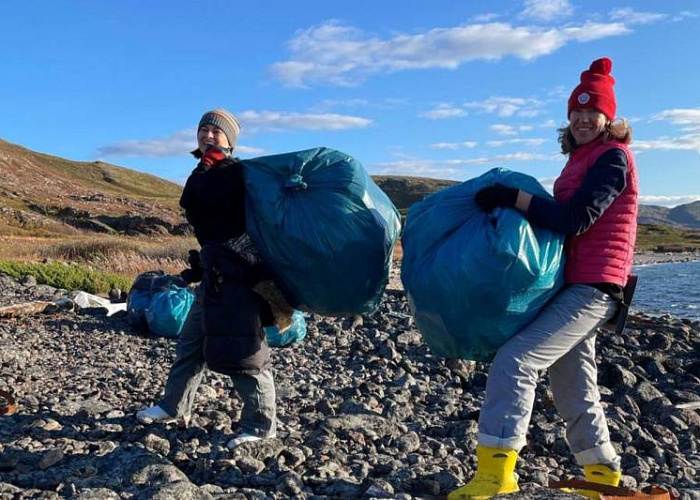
[0,255,699,499]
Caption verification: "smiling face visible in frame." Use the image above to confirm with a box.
[197,125,231,154]
[569,108,607,146]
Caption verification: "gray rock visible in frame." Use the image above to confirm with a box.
[131,464,190,486]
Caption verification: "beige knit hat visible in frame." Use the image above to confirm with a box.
[198,108,241,148]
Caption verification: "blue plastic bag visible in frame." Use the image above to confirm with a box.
[401,167,565,361]
[145,286,196,338]
[242,148,401,316]
[265,310,307,347]
[127,271,194,338]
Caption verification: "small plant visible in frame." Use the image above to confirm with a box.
[0,260,131,294]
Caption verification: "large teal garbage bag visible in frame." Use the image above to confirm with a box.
[401,167,565,361]
[265,310,307,347]
[127,271,194,338]
[146,286,196,338]
[242,148,401,316]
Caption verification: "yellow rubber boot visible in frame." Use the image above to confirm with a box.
[447,446,519,500]
[577,464,621,499]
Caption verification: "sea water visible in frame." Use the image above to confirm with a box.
[632,260,700,320]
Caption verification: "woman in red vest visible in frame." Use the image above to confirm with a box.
[448,57,638,499]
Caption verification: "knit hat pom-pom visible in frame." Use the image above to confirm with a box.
[589,57,612,76]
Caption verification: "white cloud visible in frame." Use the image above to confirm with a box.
[464,96,545,117]
[236,146,268,155]
[238,110,372,132]
[314,98,369,110]
[312,98,408,113]
[610,8,666,25]
[472,13,501,23]
[640,195,700,207]
[639,195,700,208]
[96,109,370,157]
[429,141,478,150]
[672,11,698,22]
[635,108,700,154]
[95,130,268,158]
[632,134,700,154]
[491,124,518,136]
[270,20,632,87]
[486,138,547,147]
[96,129,197,157]
[621,108,700,154]
[520,0,574,22]
[372,162,463,180]
[373,152,556,178]
[422,104,468,119]
[652,108,700,129]
[538,176,557,194]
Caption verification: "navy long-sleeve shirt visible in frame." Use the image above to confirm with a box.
[527,148,628,235]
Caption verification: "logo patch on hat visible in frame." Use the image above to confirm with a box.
[578,92,590,105]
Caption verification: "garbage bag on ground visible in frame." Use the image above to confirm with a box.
[72,291,127,317]
[242,147,401,316]
[264,310,307,347]
[401,167,565,362]
[145,286,195,338]
[127,271,194,338]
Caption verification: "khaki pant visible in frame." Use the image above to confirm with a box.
[478,285,619,467]
[159,288,276,437]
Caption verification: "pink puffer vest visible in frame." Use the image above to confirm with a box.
[553,137,638,286]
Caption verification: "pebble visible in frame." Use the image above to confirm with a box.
[0,272,698,498]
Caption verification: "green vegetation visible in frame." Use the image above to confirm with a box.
[636,224,700,251]
[0,260,131,294]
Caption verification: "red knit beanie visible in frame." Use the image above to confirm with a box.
[567,57,616,120]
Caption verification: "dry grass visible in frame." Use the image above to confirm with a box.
[0,235,196,282]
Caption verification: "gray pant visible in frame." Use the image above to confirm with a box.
[159,289,277,437]
[477,285,619,466]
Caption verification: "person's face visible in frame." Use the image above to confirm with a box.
[197,125,231,154]
[569,108,607,146]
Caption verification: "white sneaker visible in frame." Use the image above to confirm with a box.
[226,432,276,450]
[135,405,177,425]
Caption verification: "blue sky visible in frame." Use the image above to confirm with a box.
[1,0,699,207]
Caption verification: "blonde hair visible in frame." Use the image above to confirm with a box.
[557,118,633,155]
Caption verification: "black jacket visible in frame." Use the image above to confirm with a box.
[181,157,271,376]
[180,158,247,245]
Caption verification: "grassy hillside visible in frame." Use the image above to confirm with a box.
[372,176,458,216]
[0,138,185,236]
[636,224,700,251]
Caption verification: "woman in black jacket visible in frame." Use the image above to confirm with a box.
[136,109,277,449]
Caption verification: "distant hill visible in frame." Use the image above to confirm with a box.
[638,203,700,229]
[0,138,186,236]
[372,176,458,216]
[1,137,699,238]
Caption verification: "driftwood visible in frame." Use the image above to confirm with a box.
[0,298,75,319]
[0,390,17,416]
[675,401,700,410]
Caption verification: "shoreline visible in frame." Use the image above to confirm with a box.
[633,250,700,266]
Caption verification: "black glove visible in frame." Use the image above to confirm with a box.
[180,249,203,284]
[474,183,519,212]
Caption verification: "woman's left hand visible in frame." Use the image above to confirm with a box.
[474,184,519,212]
